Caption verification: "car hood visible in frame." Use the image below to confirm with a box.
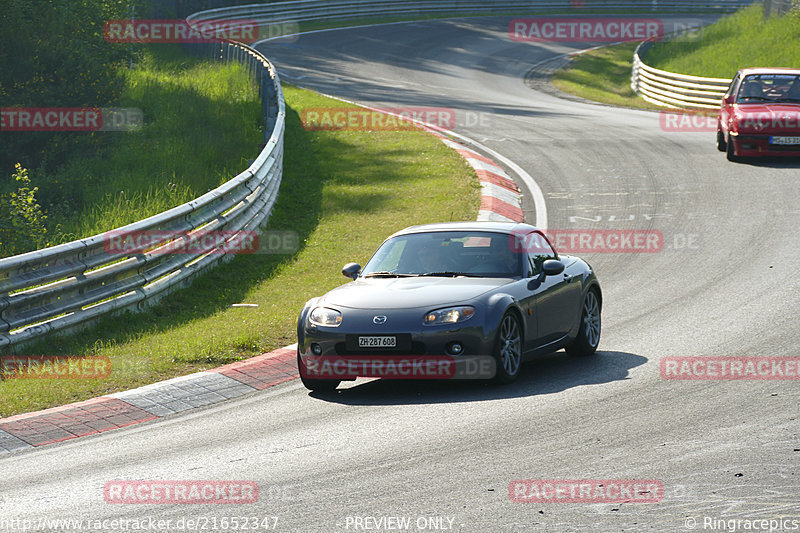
[735,103,800,115]
[734,104,800,131]
[320,277,514,310]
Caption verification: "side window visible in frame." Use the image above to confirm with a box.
[725,73,740,99]
[526,232,557,275]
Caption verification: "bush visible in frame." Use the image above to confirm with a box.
[0,164,49,257]
[0,0,138,174]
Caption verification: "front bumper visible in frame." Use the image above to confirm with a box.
[731,134,800,157]
[298,306,498,380]
[298,353,497,380]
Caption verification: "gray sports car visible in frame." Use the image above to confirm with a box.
[296,222,602,391]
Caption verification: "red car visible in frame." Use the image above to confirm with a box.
[717,68,800,161]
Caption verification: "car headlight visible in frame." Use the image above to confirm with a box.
[309,307,342,327]
[423,306,475,326]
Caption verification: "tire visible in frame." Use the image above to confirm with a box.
[493,312,523,384]
[297,351,340,392]
[716,129,727,152]
[566,289,601,357]
[726,135,740,162]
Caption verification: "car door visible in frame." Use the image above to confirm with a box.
[526,232,581,347]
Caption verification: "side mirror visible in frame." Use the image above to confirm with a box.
[529,260,565,290]
[342,263,361,280]
[542,260,565,277]
[724,95,735,105]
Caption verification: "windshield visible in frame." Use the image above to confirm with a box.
[362,231,523,278]
[736,74,800,104]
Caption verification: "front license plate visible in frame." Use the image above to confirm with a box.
[770,136,800,145]
[358,336,396,348]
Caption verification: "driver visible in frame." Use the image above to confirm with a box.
[416,243,452,273]
[488,237,519,274]
[739,79,763,100]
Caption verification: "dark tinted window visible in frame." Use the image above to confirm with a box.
[736,74,800,103]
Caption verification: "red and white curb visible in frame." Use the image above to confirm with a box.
[0,347,296,454]
[0,106,529,455]
[430,133,524,223]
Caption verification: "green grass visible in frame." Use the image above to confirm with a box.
[551,43,663,111]
[0,84,481,418]
[551,5,800,107]
[645,4,800,78]
[26,45,263,245]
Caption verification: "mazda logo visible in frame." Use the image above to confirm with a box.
[373,315,387,325]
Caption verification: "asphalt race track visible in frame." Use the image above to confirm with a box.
[3,17,799,533]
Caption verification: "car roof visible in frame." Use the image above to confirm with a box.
[387,221,540,239]
[737,67,800,77]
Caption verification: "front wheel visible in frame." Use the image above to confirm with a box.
[493,312,523,384]
[566,289,601,357]
[297,351,340,392]
[716,129,727,152]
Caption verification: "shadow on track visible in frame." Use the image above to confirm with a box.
[306,350,646,405]
[733,157,800,169]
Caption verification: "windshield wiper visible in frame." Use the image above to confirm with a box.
[739,96,770,102]
[419,271,477,277]
[363,271,417,278]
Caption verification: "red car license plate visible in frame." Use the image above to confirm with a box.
[770,136,800,145]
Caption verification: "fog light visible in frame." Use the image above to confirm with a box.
[448,342,463,355]
[310,343,322,355]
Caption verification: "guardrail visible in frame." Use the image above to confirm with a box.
[187,0,757,31]
[0,40,285,351]
[631,40,732,109]
[764,0,798,16]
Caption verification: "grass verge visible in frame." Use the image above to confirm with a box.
[551,43,663,111]
[4,45,264,250]
[0,84,481,418]
[551,5,800,107]
[645,5,800,78]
